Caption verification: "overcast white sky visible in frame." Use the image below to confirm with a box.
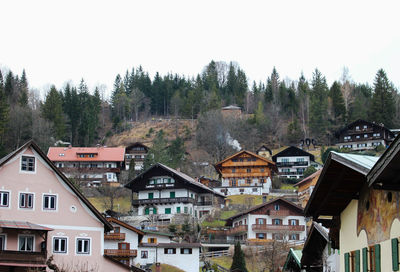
[1,0,400,99]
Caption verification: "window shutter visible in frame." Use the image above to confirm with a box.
[362,247,368,272]
[345,252,350,272]
[355,250,360,272]
[393,238,399,271]
[375,244,381,272]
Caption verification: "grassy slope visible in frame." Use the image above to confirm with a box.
[211,255,264,272]
[149,263,185,272]
[87,196,131,213]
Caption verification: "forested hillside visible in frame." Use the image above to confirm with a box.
[0,61,399,163]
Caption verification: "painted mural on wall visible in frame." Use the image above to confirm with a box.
[357,185,400,245]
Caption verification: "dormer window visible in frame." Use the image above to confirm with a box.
[21,156,35,172]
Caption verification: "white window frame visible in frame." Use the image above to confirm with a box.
[53,236,68,254]
[18,192,35,210]
[0,190,10,209]
[76,237,91,255]
[18,234,35,252]
[42,194,58,211]
[20,155,36,174]
[0,234,7,250]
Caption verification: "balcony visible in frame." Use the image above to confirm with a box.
[252,224,305,232]
[132,197,195,205]
[276,161,308,167]
[104,232,126,240]
[0,250,47,265]
[104,249,137,257]
[268,210,291,216]
[197,201,213,206]
[226,225,248,235]
[347,128,374,134]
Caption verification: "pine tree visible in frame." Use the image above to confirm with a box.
[329,81,346,125]
[370,69,396,128]
[18,69,29,107]
[0,70,9,147]
[42,86,66,139]
[309,69,329,141]
[230,241,247,272]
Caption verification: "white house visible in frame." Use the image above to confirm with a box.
[125,163,225,224]
[224,198,307,243]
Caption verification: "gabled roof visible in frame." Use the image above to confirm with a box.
[294,169,322,187]
[106,217,144,235]
[283,248,302,270]
[256,145,272,154]
[125,142,149,152]
[367,134,400,190]
[47,146,125,162]
[214,150,275,173]
[335,119,395,137]
[225,197,303,225]
[301,222,329,268]
[125,163,225,197]
[305,152,379,219]
[0,140,113,232]
[272,146,314,162]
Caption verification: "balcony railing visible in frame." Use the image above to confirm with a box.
[276,161,308,167]
[104,249,137,257]
[0,250,47,265]
[132,197,195,205]
[226,225,248,235]
[347,128,374,134]
[197,201,213,206]
[268,210,291,216]
[104,232,126,240]
[252,224,305,232]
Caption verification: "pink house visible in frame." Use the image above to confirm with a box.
[0,141,129,271]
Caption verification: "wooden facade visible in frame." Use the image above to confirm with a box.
[125,142,148,170]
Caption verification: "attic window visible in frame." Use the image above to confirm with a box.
[59,153,65,156]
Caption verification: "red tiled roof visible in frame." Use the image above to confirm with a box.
[47,147,125,162]
[0,220,53,231]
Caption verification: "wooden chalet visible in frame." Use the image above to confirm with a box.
[214,150,276,196]
[256,144,273,160]
[294,170,322,208]
[335,119,395,150]
[125,142,149,171]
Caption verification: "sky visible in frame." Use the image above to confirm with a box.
[1,0,400,99]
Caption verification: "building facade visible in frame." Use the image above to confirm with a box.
[335,119,395,150]
[294,170,321,208]
[272,146,321,179]
[125,163,225,224]
[224,198,306,243]
[0,141,128,271]
[47,146,125,187]
[125,142,148,171]
[214,150,276,196]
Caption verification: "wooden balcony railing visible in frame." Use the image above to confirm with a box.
[104,249,137,257]
[252,224,305,232]
[0,250,47,265]
[104,232,126,240]
[132,197,195,205]
[226,225,248,235]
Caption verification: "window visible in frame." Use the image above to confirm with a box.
[359,244,380,272]
[19,235,34,251]
[76,238,90,254]
[252,188,258,192]
[118,242,130,250]
[170,192,175,198]
[274,204,280,210]
[282,158,289,163]
[181,248,192,254]
[356,126,360,130]
[363,125,368,129]
[164,248,176,254]
[289,234,299,240]
[148,192,153,199]
[256,233,265,239]
[289,219,298,225]
[21,156,35,172]
[364,134,368,138]
[392,238,399,271]
[43,194,57,210]
[114,227,120,233]
[148,238,157,244]
[165,208,171,214]
[141,250,148,259]
[53,237,67,253]
[273,219,282,225]
[296,158,304,162]
[19,193,34,209]
[356,135,360,139]
[190,193,194,198]
[0,235,5,250]
[0,191,9,207]
[257,218,265,225]
[232,168,236,173]
[260,168,265,173]
[247,168,251,173]
[184,207,188,213]
[344,250,360,272]
[176,207,181,213]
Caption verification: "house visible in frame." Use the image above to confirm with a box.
[256,145,273,160]
[304,146,400,272]
[224,198,306,243]
[300,222,339,272]
[282,248,302,272]
[125,163,225,224]
[272,146,321,179]
[104,217,144,266]
[47,146,125,187]
[221,105,242,118]
[0,141,129,271]
[294,170,322,208]
[125,142,149,171]
[137,230,200,271]
[214,150,276,196]
[335,119,395,150]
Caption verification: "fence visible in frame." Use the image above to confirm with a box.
[200,250,230,258]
